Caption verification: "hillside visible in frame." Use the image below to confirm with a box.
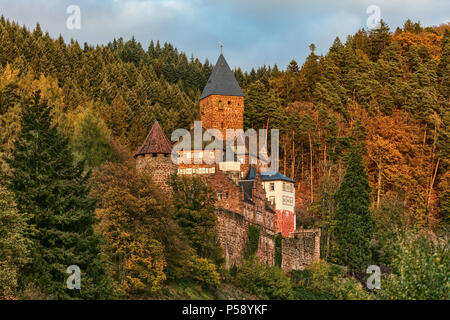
[0,17,448,300]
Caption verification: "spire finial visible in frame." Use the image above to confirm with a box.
[219,41,223,55]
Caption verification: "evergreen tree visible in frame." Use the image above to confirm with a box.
[169,175,223,264]
[332,148,376,273]
[6,93,113,299]
[0,185,29,298]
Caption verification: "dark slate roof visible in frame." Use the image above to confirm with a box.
[200,54,245,100]
[260,171,296,183]
[134,122,173,158]
[245,166,257,180]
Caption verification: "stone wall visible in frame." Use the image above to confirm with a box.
[135,153,177,191]
[200,94,244,139]
[281,229,321,272]
[215,207,274,268]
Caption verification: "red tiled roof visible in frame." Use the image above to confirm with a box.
[134,122,173,158]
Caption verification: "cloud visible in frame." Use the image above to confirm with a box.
[0,0,448,70]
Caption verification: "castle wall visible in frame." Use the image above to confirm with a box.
[281,229,321,272]
[215,207,274,268]
[136,153,176,191]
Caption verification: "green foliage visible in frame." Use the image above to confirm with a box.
[379,232,449,300]
[274,233,282,267]
[187,255,221,288]
[233,256,293,300]
[291,261,373,300]
[244,80,284,130]
[6,93,114,299]
[247,225,260,257]
[332,149,376,273]
[71,108,114,167]
[169,175,223,264]
[0,185,29,298]
[372,196,408,266]
[91,159,191,287]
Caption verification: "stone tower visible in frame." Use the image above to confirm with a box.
[199,54,245,139]
[134,121,176,190]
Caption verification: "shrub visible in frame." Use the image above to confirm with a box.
[234,256,293,300]
[274,233,283,267]
[379,232,449,300]
[292,261,373,300]
[247,225,260,257]
[188,255,221,288]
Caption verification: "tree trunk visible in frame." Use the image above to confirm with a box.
[283,139,287,176]
[427,158,440,210]
[377,164,382,209]
[309,132,313,203]
[291,130,295,179]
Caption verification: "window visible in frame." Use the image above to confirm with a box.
[185,168,192,175]
[199,167,206,174]
[209,167,216,174]
[282,195,293,206]
[228,101,231,105]
[269,196,275,205]
[218,191,222,201]
[270,183,275,191]
[194,152,203,159]
[288,183,293,192]
[225,192,229,200]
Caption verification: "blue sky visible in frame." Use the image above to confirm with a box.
[0,0,449,71]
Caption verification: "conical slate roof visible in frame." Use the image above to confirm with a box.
[244,166,257,180]
[200,54,244,100]
[134,122,173,158]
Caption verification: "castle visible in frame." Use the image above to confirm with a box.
[134,53,320,272]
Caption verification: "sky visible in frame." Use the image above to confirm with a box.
[0,0,449,71]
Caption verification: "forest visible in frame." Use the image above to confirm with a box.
[0,16,448,300]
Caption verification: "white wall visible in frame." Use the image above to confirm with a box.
[262,180,295,213]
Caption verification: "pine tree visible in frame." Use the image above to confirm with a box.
[0,185,29,298]
[333,148,376,273]
[169,175,223,264]
[6,93,113,299]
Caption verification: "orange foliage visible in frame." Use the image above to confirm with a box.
[393,24,449,59]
